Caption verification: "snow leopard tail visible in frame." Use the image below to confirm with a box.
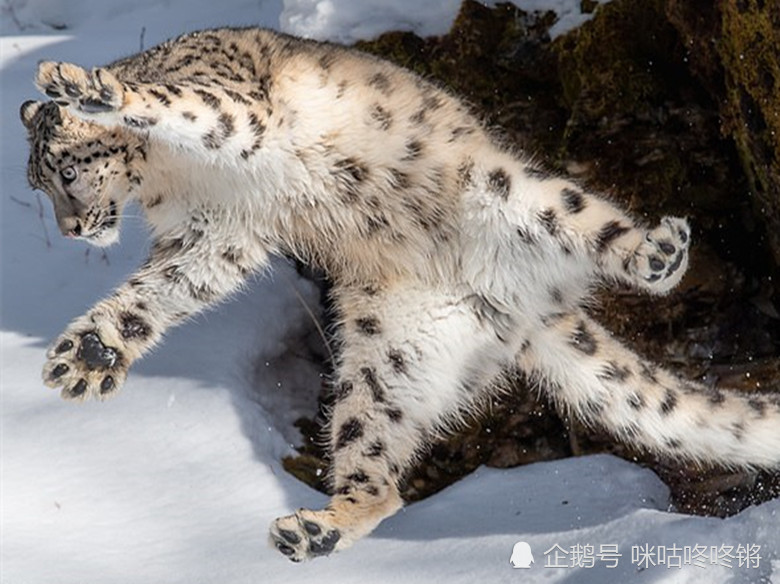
[518,311,780,468]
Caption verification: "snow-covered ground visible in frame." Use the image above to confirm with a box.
[1,1,778,583]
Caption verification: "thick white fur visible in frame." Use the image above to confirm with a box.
[23,28,779,562]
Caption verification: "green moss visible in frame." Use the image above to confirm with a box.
[719,1,780,159]
[555,0,671,119]
[717,0,780,265]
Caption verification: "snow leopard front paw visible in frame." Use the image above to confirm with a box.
[43,325,128,401]
[36,61,124,114]
[629,216,690,294]
[270,509,344,562]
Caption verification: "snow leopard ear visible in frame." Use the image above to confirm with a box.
[20,100,43,129]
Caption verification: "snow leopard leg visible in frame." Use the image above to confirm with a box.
[516,309,780,468]
[35,61,270,163]
[462,157,691,296]
[270,284,508,562]
[511,172,692,295]
[42,219,268,400]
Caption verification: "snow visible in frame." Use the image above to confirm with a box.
[3,0,609,42]
[1,1,778,583]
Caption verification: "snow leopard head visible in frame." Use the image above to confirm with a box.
[20,100,145,247]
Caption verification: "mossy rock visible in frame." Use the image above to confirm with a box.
[666,0,780,276]
[556,0,676,122]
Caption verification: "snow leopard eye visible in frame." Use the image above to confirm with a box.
[60,166,77,184]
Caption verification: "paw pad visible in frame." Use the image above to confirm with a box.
[43,327,127,401]
[69,379,88,397]
[100,376,115,394]
[77,332,119,370]
[55,339,74,354]
[308,529,341,555]
[270,512,342,562]
[631,216,690,294]
[35,61,123,115]
[51,363,69,378]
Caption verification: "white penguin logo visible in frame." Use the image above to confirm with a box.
[510,541,534,569]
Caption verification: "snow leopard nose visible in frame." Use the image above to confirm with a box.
[59,216,82,237]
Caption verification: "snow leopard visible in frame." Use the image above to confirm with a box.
[19,27,780,563]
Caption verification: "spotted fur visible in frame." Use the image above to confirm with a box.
[20,26,780,564]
